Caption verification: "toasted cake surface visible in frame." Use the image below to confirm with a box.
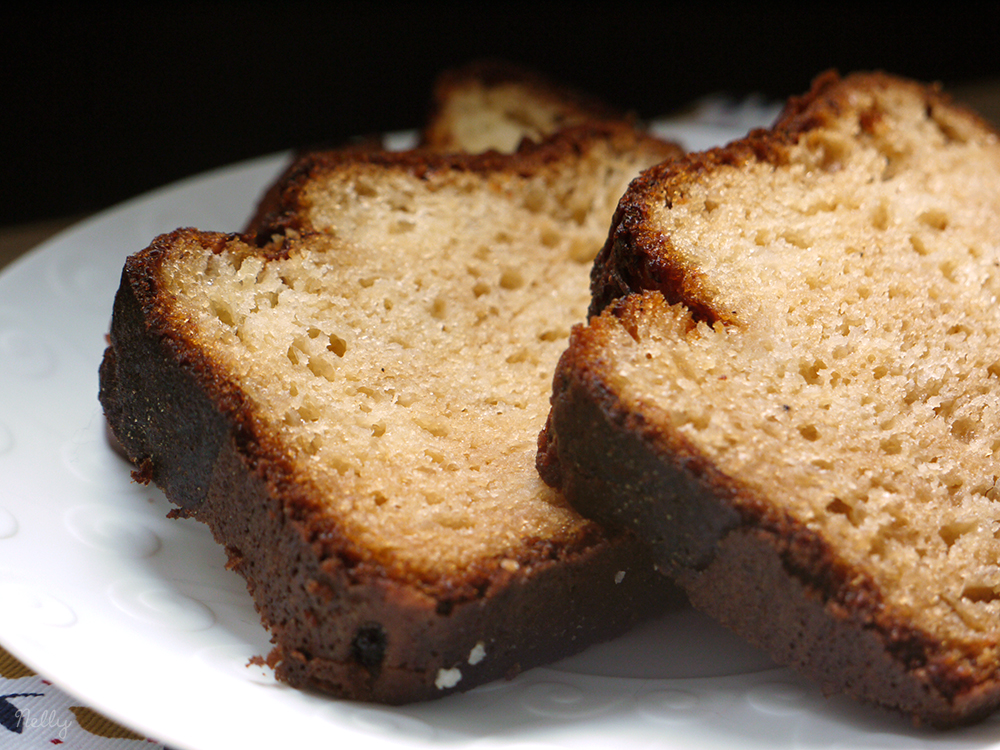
[540,72,1000,724]
[101,127,682,702]
[421,59,631,153]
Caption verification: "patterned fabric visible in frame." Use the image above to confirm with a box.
[0,647,170,749]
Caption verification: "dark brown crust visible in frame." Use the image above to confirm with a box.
[539,72,1000,726]
[541,296,1000,726]
[588,70,1000,318]
[420,59,633,152]
[99,228,679,703]
[245,122,682,242]
[588,126,791,318]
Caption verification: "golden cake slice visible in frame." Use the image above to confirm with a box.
[101,124,683,703]
[539,71,1000,726]
[421,58,635,154]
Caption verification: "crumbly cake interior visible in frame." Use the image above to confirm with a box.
[435,84,587,153]
[604,89,1000,645]
[162,146,653,580]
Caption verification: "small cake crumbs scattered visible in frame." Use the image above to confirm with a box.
[435,667,462,690]
[468,641,487,665]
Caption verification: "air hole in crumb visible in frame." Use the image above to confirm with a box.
[499,268,524,290]
[540,227,560,247]
[780,230,811,249]
[416,418,448,438]
[951,417,976,442]
[372,422,386,437]
[799,424,820,441]
[939,260,959,283]
[826,497,853,519]
[389,219,416,234]
[537,330,563,342]
[909,234,930,256]
[879,434,903,455]
[472,281,490,298]
[257,291,279,309]
[308,356,337,382]
[962,585,1000,604]
[799,359,827,384]
[353,178,378,198]
[437,515,475,530]
[522,185,546,213]
[430,296,447,320]
[880,150,908,181]
[931,110,970,145]
[809,131,851,171]
[397,393,419,407]
[869,536,886,557]
[871,201,891,231]
[940,521,976,548]
[211,299,237,327]
[569,238,596,263]
[919,208,950,231]
[327,335,348,357]
[299,435,322,455]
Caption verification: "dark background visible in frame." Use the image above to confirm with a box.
[7,3,1000,227]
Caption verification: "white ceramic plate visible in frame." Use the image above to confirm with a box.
[3,118,1000,750]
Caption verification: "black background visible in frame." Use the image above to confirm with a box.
[7,3,1000,226]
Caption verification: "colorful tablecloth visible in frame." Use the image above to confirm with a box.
[1,647,169,750]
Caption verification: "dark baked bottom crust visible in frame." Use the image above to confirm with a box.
[539,313,1000,726]
[99,234,677,703]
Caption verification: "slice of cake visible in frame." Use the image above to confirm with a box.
[420,59,634,154]
[100,125,683,703]
[539,71,1000,725]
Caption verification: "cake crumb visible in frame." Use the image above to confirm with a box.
[500,559,520,572]
[468,641,487,665]
[614,570,626,584]
[435,667,462,689]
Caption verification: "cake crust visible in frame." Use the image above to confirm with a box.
[100,229,675,703]
[540,304,998,725]
[420,59,632,154]
[101,89,684,704]
[539,71,1000,726]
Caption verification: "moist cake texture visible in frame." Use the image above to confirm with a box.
[421,59,632,154]
[101,125,682,702]
[539,71,1000,725]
